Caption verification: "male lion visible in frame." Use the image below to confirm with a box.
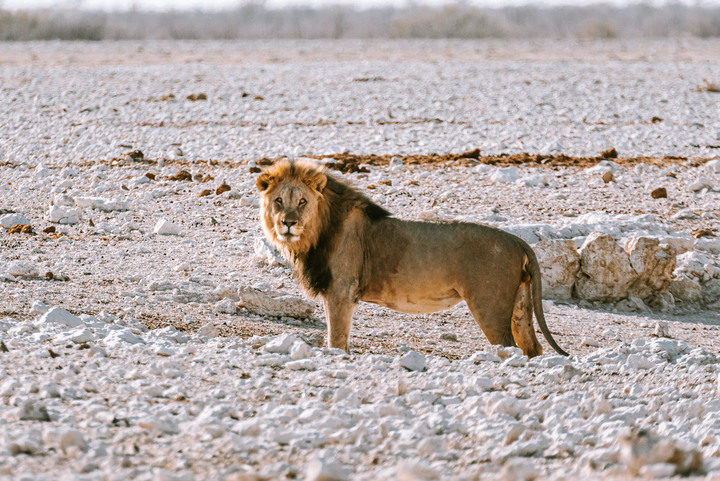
[256,159,568,358]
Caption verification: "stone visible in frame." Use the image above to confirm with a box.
[304,457,349,481]
[237,287,315,319]
[6,260,39,279]
[627,354,654,370]
[154,219,182,235]
[253,236,285,266]
[264,334,300,354]
[75,197,129,212]
[18,400,51,421]
[48,205,81,224]
[702,278,720,304]
[38,307,83,328]
[654,321,671,338]
[491,166,519,183]
[625,237,676,298]
[396,460,441,480]
[399,350,425,372]
[688,177,714,192]
[601,170,614,183]
[534,239,580,300]
[619,428,703,476]
[668,277,703,303]
[581,337,599,347]
[215,298,237,314]
[575,232,636,301]
[0,213,31,228]
[650,187,667,199]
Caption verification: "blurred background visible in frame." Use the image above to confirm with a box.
[0,0,719,40]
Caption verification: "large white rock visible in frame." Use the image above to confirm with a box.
[0,213,31,228]
[304,458,349,481]
[534,239,580,300]
[38,307,83,328]
[48,205,81,224]
[237,287,315,319]
[575,232,636,301]
[625,237,676,298]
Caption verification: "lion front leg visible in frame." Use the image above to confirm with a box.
[322,293,357,352]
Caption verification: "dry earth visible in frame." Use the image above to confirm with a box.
[1,39,720,481]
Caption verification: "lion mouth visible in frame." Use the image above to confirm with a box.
[276,226,302,243]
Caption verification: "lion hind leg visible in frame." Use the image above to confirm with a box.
[511,273,543,358]
[465,299,516,349]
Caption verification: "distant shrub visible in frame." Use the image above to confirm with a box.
[0,3,719,41]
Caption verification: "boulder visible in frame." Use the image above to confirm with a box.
[236,287,316,319]
[668,277,703,303]
[534,239,580,300]
[575,232,636,301]
[626,237,676,298]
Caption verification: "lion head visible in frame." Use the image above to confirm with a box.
[256,159,328,256]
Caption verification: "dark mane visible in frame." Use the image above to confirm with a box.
[296,169,390,296]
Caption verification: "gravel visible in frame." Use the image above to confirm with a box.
[1,39,720,480]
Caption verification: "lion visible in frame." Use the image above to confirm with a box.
[256,159,568,358]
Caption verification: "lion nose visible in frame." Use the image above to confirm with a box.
[282,220,297,228]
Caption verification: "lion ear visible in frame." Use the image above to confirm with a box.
[309,172,327,193]
[256,172,274,192]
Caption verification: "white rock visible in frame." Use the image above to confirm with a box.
[290,340,312,360]
[237,287,315,319]
[154,219,182,235]
[581,337,600,347]
[534,239,580,300]
[48,205,81,224]
[399,350,425,372]
[75,196,129,212]
[6,260,39,279]
[654,321,670,338]
[253,236,285,266]
[215,298,237,314]
[38,307,83,328]
[626,354,654,370]
[576,232,636,301]
[0,213,31,228]
[705,159,720,174]
[304,458,349,481]
[43,428,88,453]
[396,459,441,480]
[103,328,143,346]
[491,166,520,183]
[668,277,703,303]
[285,359,317,370]
[29,300,49,315]
[264,334,299,354]
[687,176,714,192]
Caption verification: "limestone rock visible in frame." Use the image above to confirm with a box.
[153,219,181,236]
[0,213,31,228]
[575,232,635,301]
[237,287,315,319]
[625,237,676,298]
[48,205,81,224]
[534,239,580,300]
[668,277,703,303]
[398,350,425,372]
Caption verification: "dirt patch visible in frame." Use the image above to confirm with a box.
[261,150,709,172]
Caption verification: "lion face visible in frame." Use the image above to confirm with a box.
[256,160,328,254]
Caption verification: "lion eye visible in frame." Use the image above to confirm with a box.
[298,198,307,206]
[274,197,283,205]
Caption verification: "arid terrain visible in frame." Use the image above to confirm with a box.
[1,39,719,480]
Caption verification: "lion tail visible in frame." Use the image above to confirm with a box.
[522,243,570,357]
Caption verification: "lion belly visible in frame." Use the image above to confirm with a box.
[362,287,462,314]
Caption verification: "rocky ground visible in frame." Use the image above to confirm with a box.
[1,39,720,480]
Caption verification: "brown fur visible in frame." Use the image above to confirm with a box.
[257,159,568,358]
